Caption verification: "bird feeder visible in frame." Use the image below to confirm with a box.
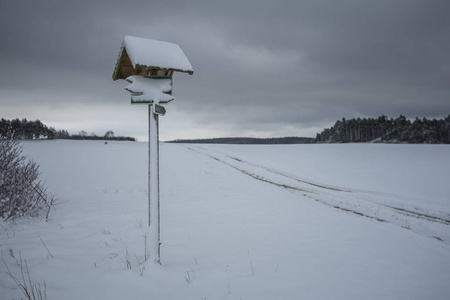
[113,35,193,79]
[112,36,193,264]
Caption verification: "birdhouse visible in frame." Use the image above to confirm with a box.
[111,36,194,264]
[112,36,194,80]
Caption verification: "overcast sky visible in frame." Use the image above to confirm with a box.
[1,0,449,141]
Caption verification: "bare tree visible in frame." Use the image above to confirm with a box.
[104,130,114,139]
[0,129,55,220]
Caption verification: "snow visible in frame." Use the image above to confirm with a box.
[125,75,174,104]
[123,36,193,73]
[1,141,450,299]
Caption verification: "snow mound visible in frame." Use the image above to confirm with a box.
[125,75,174,104]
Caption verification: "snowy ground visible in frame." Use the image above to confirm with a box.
[1,140,449,299]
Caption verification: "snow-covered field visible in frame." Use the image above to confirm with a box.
[1,140,450,299]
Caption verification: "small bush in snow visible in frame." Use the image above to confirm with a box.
[0,129,54,220]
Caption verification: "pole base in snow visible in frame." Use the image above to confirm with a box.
[145,230,161,264]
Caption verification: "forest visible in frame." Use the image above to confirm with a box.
[315,115,450,144]
[2,115,449,144]
[0,118,136,141]
[167,137,315,144]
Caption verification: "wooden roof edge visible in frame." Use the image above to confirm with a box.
[113,48,194,81]
[134,64,194,75]
[112,45,125,81]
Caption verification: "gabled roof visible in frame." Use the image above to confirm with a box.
[112,36,194,80]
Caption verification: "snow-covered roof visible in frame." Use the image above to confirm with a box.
[113,36,194,80]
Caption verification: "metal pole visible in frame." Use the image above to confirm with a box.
[146,104,161,264]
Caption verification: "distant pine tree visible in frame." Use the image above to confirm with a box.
[0,118,50,139]
[0,119,136,141]
[315,115,450,144]
[167,137,314,144]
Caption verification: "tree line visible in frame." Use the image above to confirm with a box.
[316,115,450,144]
[3,115,449,144]
[0,118,136,141]
[167,137,315,144]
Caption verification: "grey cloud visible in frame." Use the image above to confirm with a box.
[1,0,449,140]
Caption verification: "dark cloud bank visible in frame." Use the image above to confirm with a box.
[1,0,449,140]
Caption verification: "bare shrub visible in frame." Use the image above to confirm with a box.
[0,129,55,220]
[3,252,47,300]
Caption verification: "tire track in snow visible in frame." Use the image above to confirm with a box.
[227,156,351,192]
[207,153,313,194]
[386,206,450,225]
[185,146,386,220]
[183,145,449,244]
[227,155,450,226]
